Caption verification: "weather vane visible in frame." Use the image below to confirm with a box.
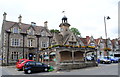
[62,11,65,16]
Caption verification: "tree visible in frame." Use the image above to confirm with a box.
[50,29,60,33]
[70,27,81,36]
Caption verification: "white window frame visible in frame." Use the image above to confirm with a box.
[28,28,34,35]
[41,41,48,48]
[28,39,34,47]
[41,31,46,36]
[11,52,18,60]
[13,27,19,33]
[11,38,20,46]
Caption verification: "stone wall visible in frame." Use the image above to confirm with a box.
[58,62,98,71]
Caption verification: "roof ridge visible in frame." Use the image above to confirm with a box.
[5,20,43,27]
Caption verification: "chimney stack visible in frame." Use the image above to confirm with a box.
[3,12,7,21]
[18,15,22,23]
[44,21,48,29]
[31,22,36,26]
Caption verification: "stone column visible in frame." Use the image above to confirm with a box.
[47,51,50,65]
[95,49,97,61]
[84,50,87,63]
[55,49,61,71]
[72,50,74,63]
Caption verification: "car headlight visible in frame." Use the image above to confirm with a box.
[48,65,50,67]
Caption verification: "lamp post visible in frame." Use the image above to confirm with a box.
[35,34,41,62]
[6,30,11,65]
[20,32,27,59]
[104,16,110,56]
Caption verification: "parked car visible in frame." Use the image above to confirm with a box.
[23,61,53,74]
[86,56,92,61]
[98,57,111,64]
[16,59,28,65]
[109,57,119,63]
[16,59,34,70]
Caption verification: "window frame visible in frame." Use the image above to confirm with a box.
[11,38,20,46]
[13,27,19,33]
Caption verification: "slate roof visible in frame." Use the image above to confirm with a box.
[3,20,52,35]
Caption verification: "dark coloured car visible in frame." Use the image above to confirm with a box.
[24,61,52,74]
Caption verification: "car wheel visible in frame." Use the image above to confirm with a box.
[102,61,105,64]
[111,61,114,63]
[44,68,48,72]
[27,70,32,74]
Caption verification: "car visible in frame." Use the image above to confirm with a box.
[109,57,119,63]
[86,56,92,61]
[16,59,34,70]
[98,57,111,64]
[16,59,28,65]
[23,61,53,74]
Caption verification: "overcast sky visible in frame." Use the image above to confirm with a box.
[0,0,119,39]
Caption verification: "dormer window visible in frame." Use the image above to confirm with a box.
[41,31,46,36]
[13,27,19,33]
[89,43,95,46]
[28,28,34,35]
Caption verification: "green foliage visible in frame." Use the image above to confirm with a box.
[50,29,60,33]
[70,27,81,36]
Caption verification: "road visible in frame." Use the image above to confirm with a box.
[1,63,119,75]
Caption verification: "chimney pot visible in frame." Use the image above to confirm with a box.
[31,22,36,26]
[44,21,48,29]
[3,12,7,20]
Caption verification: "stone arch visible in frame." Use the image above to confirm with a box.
[86,51,94,56]
[59,51,72,62]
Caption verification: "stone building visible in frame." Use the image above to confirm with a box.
[51,16,86,62]
[40,16,98,70]
[0,12,52,65]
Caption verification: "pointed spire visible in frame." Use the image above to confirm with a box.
[62,11,68,23]
[3,12,7,20]
[18,14,22,23]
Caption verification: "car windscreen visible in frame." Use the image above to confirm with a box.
[36,62,43,66]
[19,60,25,64]
[25,61,36,66]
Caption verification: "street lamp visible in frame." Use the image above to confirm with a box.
[6,30,11,65]
[104,16,110,56]
[35,34,41,62]
[20,32,27,59]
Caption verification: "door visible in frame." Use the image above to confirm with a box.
[36,62,44,72]
[29,53,33,60]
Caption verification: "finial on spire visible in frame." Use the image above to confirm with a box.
[18,14,22,23]
[3,12,7,20]
[62,11,65,16]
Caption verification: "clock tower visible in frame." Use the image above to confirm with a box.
[59,15,71,36]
